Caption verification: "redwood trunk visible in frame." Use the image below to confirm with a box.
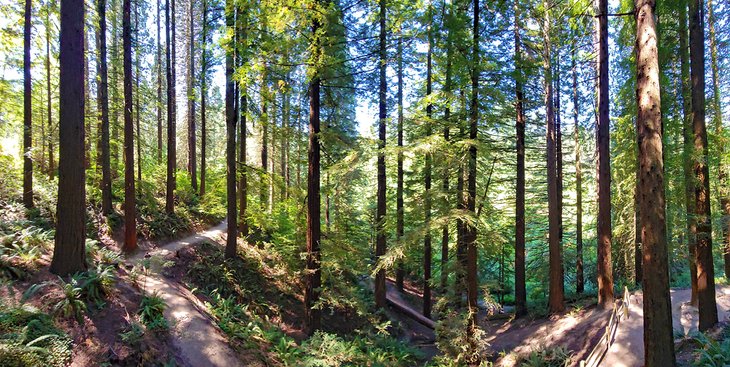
[423,5,433,319]
[122,0,137,253]
[23,0,33,208]
[514,0,527,316]
[200,0,207,196]
[374,0,387,309]
[635,0,676,364]
[395,30,405,292]
[98,0,112,216]
[51,0,87,275]
[573,47,583,294]
[165,0,176,214]
[187,0,197,192]
[224,0,237,258]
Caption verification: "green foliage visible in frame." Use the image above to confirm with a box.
[693,332,730,367]
[52,277,86,324]
[0,303,72,367]
[515,346,572,367]
[75,263,117,306]
[0,226,53,279]
[139,292,168,331]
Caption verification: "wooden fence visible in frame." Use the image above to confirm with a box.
[579,287,631,367]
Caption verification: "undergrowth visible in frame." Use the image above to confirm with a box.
[0,302,72,367]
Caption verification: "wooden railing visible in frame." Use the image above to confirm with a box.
[579,287,631,367]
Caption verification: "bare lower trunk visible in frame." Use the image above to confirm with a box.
[122,0,137,253]
[224,0,237,258]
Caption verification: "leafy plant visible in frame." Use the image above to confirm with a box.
[693,332,730,367]
[139,292,168,331]
[52,277,86,324]
[0,302,72,367]
[75,264,117,306]
[517,346,572,367]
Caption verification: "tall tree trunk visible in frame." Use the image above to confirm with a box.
[224,0,237,258]
[423,4,433,319]
[689,0,718,331]
[679,1,698,306]
[46,3,55,180]
[134,1,141,183]
[440,4,452,293]
[237,8,248,236]
[260,68,269,212]
[111,0,119,176]
[395,28,405,292]
[596,0,614,308]
[635,1,676,364]
[573,46,583,294]
[199,0,207,196]
[122,0,136,253]
[156,0,162,164]
[374,0,387,309]
[544,0,564,314]
[51,0,86,275]
[98,0,112,216]
[708,0,729,280]
[555,53,563,258]
[304,5,322,334]
[465,0,480,357]
[23,0,33,209]
[456,90,467,304]
[165,0,176,214]
[187,0,197,192]
[514,0,527,315]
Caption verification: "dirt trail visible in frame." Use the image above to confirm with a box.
[601,286,730,367]
[125,222,243,367]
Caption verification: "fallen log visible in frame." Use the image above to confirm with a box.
[386,294,436,329]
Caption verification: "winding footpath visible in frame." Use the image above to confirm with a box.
[125,222,243,367]
[601,286,730,367]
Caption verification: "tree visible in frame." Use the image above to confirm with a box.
[156,0,162,164]
[544,0,564,314]
[422,3,433,319]
[514,0,527,316]
[224,0,236,259]
[635,0,676,364]
[679,0,698,306]
[199,0,207,196]
[23,0,33,209]
[304,1,322,334]
[689,0,718,332]
[51,0,86,275]
[97,0,113,216]
[165,0,177,214]
[395,23,405,293]
[374,0,387,310]
[187,0,197,192]
[595,0,614,308]
[440,1,453,293]
[45,1,54,180]
[122,0,136,253]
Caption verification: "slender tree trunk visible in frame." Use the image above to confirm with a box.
[165,0,176,214]
[596,0,614,308]
[707,0,729,280]
[689,0,718,331]
[51,0,86,275]
[122,0,136,253]
[304,6,322,334]
[156,0,162,164]
[200,0,207,196]
[237,9,248,236]
[440,6,452,293]
[544,0,564,314]
[224,0,237,258]
[555,53,563,258]
[260,68,269,212]
[98,0,112,216]
[46,4,54,180]
[23,0,33,209]
[635,1,676,364]
[678,2,698,306]
[423,5,433,319]
[514,0,527,315]
[465,0,480,357]
[573,47,583,294]
[111,0,119,176]
[134,1,141,183]
[374,0,387,309]
[395,29,405,292]
[187,0,197,192]
[456,90,466,304]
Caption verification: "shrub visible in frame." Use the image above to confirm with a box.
[693,332,730,367]
[516,346,572,367]
[0,303,72,367]
[139,292,168,331]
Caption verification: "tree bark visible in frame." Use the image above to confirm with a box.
[635,1,676,364]
[134,1,141,183]
[46,5,54,180]
[200,0,207,196]
[165,0,176,214]
[465,0,480,356]
[689,0,718,331]
[237,9,248,236]
[187,0,197,192]
[678,1,698,306]
[596,0,614,309]
[97,0,112,216]
[51,0,86,275]
[260,69,269,212]
[23,0,33,209]
[224,0,237,259]
[304,6,322,335]
[423,4,433,319]
[156,0,162,164]
[545,0,564,314]
[122,0,137,253]
[514,0,527,315]
[374,0,387,310]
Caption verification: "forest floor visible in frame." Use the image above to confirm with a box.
[601,286,730,367]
